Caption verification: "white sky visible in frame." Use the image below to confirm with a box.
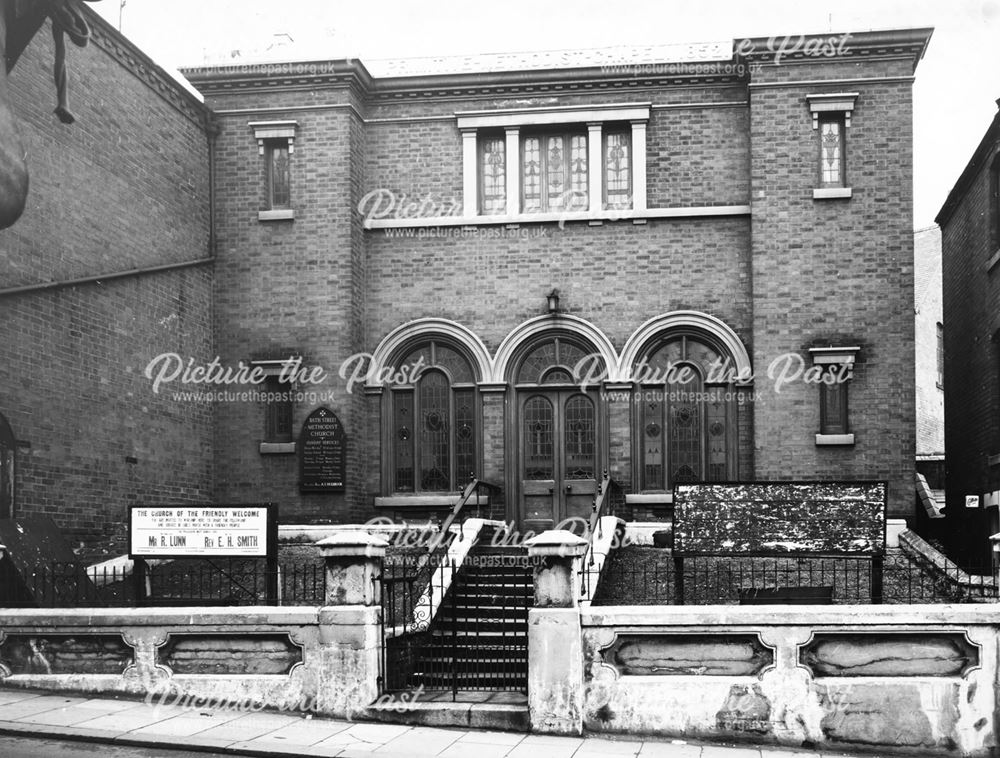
[95,0,1000,229]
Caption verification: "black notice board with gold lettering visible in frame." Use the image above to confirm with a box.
[299,407,346,492]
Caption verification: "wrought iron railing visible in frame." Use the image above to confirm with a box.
[430,477,503,553]
[591,551,1000,605]
[0,558,327,608]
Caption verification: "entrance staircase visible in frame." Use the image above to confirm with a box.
[370,535,534,729]
[409,543,532,691]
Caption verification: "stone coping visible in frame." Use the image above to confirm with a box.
[0,605,376,627]
[582,603,1000,627]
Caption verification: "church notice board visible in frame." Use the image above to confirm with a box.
[672,481,886,556]
[299,406,346,492]
[128,504,276,559]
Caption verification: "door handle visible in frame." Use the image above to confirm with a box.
[548,487,554,494]
[565,484,573,493]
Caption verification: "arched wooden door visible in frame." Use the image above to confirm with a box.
[518,390,598,533]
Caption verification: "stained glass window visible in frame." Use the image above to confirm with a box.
[819,116,845,187]
[389,341,478,493]
[564,394,595,480]
[522,137,542,213]
[268,142,291,208]
[393,391,414,492]
[637,335,737,490]
[523,396,554,480]
[521,132,587,212]
[604,130,631,209]
[516,339,597,385]
[419,371,450,491]
[480,137,506,215]
[669,370,702,484]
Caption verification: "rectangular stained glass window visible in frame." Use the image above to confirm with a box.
[521,132,587,213]
[819,116,845,187]
[393,391,414,492]
[604,130,631,209]
[268,142,291,208]
[454,389,476,485]
[480,137,506,215]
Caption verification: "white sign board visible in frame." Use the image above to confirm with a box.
[965,495,981,509]
[130,507,270,557]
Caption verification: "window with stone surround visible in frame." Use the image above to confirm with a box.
[459,104,648,219]
[811,347,859,445]
[807,93,857,200]
[250,121,297,221]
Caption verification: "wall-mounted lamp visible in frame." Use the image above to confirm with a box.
[547,289,560,314]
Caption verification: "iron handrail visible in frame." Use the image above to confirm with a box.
[431,476,503,552]
[580,471,621,599]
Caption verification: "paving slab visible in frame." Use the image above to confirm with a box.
[0,691,43,706]
[701,746,762,757]
[247,720,347,747]
[636,742,704,757]
[456,728,526,746]
[576,736,644,755]
[0,695,81,721]
[376,727,461,754]
[129,711,244,737]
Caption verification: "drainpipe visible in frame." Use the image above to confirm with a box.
[206,116,220,257]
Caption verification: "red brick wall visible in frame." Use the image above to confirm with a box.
[208,89,373,522]
[748,59,917,518]
[0,14,213,549]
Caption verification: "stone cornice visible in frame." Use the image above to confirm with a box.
[738,28,934,72]
[182,27,933,108]
[80,5,212,130]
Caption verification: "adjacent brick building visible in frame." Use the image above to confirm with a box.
[0,8,214,550]
[937,100,1000,563]
[1,19,933,550]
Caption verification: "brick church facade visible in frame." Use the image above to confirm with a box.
[0,8,932,547]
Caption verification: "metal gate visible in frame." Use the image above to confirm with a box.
[377,549,535,698]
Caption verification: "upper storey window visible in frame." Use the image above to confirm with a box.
[250,121,297,221]
[459,103,649,219]
[522,130,589,213]
[806,93,857,201]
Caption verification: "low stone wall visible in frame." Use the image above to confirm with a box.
[579,605,999,756]
[0,606,379,720]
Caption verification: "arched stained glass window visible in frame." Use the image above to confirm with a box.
[390,341,479,493]
[638,335,737,490]
[516,338,595,385]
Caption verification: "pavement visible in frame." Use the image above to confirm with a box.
[0,688,887,758]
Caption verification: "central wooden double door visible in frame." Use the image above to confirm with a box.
[518,390,599,533]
